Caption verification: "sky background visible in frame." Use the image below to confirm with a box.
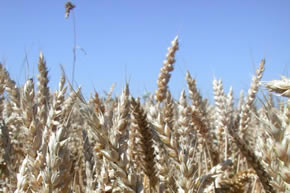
[0,0,289,102]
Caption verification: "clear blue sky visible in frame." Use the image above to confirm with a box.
[0,1,289,101]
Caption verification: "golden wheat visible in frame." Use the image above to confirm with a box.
[0,37,288,193]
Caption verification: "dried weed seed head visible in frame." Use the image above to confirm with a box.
[65,1,75,19]
[155,36,179,103]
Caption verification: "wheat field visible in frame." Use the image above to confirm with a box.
[0,37,289,193]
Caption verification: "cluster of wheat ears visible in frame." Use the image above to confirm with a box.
[0,37,289,193]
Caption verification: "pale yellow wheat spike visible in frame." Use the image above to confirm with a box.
[0,121,13,187]
[176,90,198,192]
[37,52,50,129]
[213,79,228,161]
[130,97,158,192]
[265,76,290,97]
[218,169,256,193]
[14,156,29,193]
[111,84,130,151]
[0,64,7,117]
[155,36,179,103]
[228,121,277,193]
[40,126,72,193]
[21,79,35,129]
[239,59,265,137]
[21,79,41,158]
[147,92,179,163]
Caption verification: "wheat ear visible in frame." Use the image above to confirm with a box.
[21,79,42,159]
[148,92,179,162]
[14,157,29,193]
[40,126,72,193]
[36,52,50,129]
[213,79,229,161]
[176,90,198,192]
[0,64,7,117]
[155,36,179,103]
[0,121,13,181]
[228,123,277,193]
[130,97,158,192]
[265,76,290,97]
[218,169,256,193]
[239,59,265,137]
